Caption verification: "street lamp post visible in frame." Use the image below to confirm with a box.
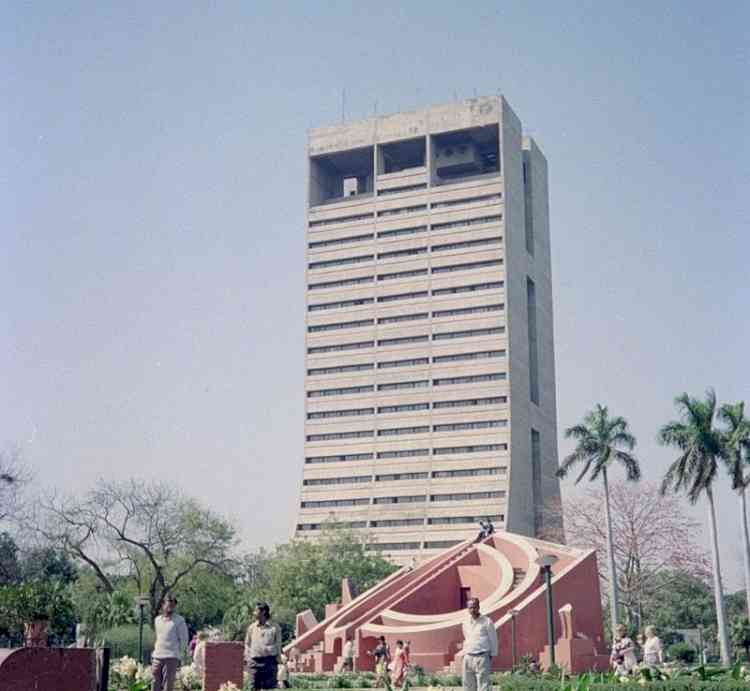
[535,554,559,667]
[509,609,519,667]
[134,596,149,664]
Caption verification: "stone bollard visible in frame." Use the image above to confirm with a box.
[204,641,244,691]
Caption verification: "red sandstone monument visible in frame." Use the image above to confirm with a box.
[287,533,609,674]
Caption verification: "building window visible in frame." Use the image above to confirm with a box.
[307,385,374,398]
[432,396,507,409]
[430,193,502,209]
[377,183,427,196]
[527,277,540,404]
[432,280,504,296]
[378,268,429,281]
[432,259,503,274]
[373,495,426,504]
[306,430,374,441]
[432,466,507,478]
[307,340,374,354]
[297,521,367,531]
[433,421,507,433]
[308,233,374,250]
[307,408,374,420]
[378,312,429,325]
[308,363,374,376]
[431,214,503,232]
[433,372,506,386]
[377,402,430,414]
[308,276,374,290]
[377,425,430,437]
[377,225,428,239]
[531,428,542,534]
[300,498,370,508]
[309,213,374,229]
[377,380,429,391]
[375,472,429,482]
[432,349,505,364]
[305,453,374,464]
[377,357,429,369]
[308,319,374,333]
[378,335,430,346]
[433,326,505,341]
[523,156,535,255]
[366,542,421,551]
[376,448,430,459]
[377,290,429,303]
[309,297,375,312]
[428,514,503,525]
[433,444,507,455]
[370,518,424,527]
[303,476,372,486]
[378,247,428,260]
[377,205,427,218]
[430,490,506,502]
[309,254,374,270]
[432,304,504,319]
[423,540,462,549]
[430,236,503,253]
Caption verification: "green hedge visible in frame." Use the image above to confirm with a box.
[101,624,155,662]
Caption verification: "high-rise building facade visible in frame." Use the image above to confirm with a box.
[296,96,561,564]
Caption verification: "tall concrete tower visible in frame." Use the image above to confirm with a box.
[296,96,560,564]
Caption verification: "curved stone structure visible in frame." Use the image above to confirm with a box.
[286,533,608,673]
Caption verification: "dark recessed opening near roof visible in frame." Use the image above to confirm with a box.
[431,124,500,184]
[378,137,426,175]
[309,146,374,206]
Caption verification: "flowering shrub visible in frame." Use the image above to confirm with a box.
[177,664,201,690]
[217,682,241,691]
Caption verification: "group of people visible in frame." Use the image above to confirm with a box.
[610,624,664,676]
[149,596,287,691]
[473,519,495,543]
[366,635,412,688]
[147,591,665,691]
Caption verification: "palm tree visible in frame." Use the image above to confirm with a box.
[556,403,640,637]
[718,401,750,621]
[659,389,731,666]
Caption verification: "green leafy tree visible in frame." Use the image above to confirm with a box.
[718,401,750,620]
[39,479,237,617]
[644,570,715,630]
[0,532,20,584]
[659,389,731,666]
[174,564,239,630]
[224,528,397,642]
[556,404,640,635]
[730,616,750,661]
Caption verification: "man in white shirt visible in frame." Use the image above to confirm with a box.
[341,636,355,672]
[245,601,283,690]
[461,597,497,691]
[151,595,189,691]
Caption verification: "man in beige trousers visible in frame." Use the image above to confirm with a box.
[152,595,189,691]
[461,597,498,691]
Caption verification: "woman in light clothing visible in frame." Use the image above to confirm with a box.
[191,631,209,677]
[642,626,664,667]
[610,624,637,677]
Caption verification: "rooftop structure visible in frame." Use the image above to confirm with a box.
[297,96,561,563]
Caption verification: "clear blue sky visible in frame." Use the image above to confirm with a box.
[2,1,748,585]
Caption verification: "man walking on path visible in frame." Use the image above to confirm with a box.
[341,636,355,672]
[245,601,283,690]
[461,597,497,691]
[152,595,189,691]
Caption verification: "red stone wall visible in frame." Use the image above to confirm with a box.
[0,647,96,691]
[204,641,244,691]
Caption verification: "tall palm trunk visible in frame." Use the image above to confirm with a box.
[602,468,619,636]
[741,487,750,619]
[706,488,731,666]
